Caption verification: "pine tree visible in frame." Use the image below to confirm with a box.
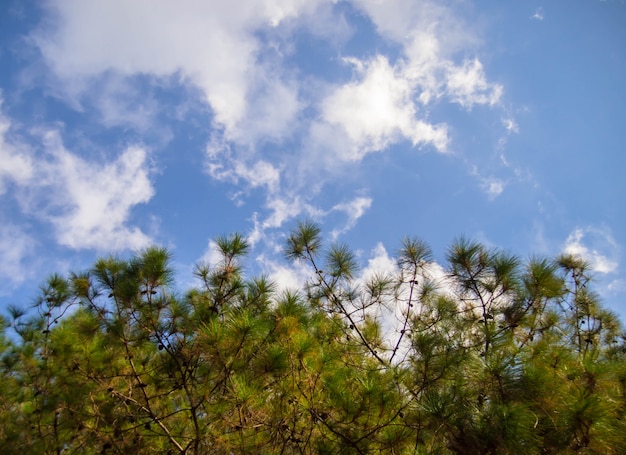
[1,223,625,454]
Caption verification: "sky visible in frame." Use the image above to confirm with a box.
[1,0,625,322]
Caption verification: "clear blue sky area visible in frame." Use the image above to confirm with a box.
[1,1,625,320]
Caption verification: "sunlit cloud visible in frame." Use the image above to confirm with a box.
[255,253,313,293]
[563,227,619,274]
[32,0,507,243]
[15,131,156,251]
[320,56,449,159]
[358,242,399,282]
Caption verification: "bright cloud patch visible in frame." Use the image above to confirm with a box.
[33,0,505,238]
[321,56,449,158]
[36,133,155,251]
[502,117,519,133]
[563,227,619,274]
[33,0,315,140]
[1,96,154,253]
[256,253,313,293]
[358,242,399,282]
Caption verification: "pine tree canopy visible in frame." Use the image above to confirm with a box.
[2,223,626,454]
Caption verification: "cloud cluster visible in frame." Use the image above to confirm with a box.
[33,0,316,138]
[31,0,505,244]
[321,56,449,159]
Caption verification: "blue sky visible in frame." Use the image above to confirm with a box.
[1,0,625,321]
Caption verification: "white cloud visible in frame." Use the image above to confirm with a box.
[445,59,503,109]
[33,0,322,142]
[321,56,449,158]
[256,253,312,293]
[531,8,544,21]
[1,94,154,254]
[311,1,502,168]
[199,239,225,269]
[608,279,626,294]
[470,165,506,199]
[0,223,34,288]
[263,196,309,229]
[205,137,281,199]
[0,97,34,194]
[358,242,398,282]
[502,117,519,133]
[89,74,161,133]
[31,0,507,248]
[34,131,155,251]
[354,0,477,54]
[35,0,502,161]
[354,0,502,110]
[482,177,505,199]
[229,68,303,145]
[563,227,619,274]
[330,196,373,239]
[243,161,282,192]
[245,195,318,247]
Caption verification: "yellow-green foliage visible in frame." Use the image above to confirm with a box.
[1,224,625,454]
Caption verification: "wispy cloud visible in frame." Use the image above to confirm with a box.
[88,74,162,133]
[330,196,373,239]
[3,125,156,252]
[2,85,160,253]
[206,139,281,196]
[531,7,544,21]
[32,0,314,139]
[469,164,507,199]
[608,279,626,294]
[0,96,34,193]
[37,132,155,251]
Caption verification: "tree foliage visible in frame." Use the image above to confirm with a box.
[2,225,626,454]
